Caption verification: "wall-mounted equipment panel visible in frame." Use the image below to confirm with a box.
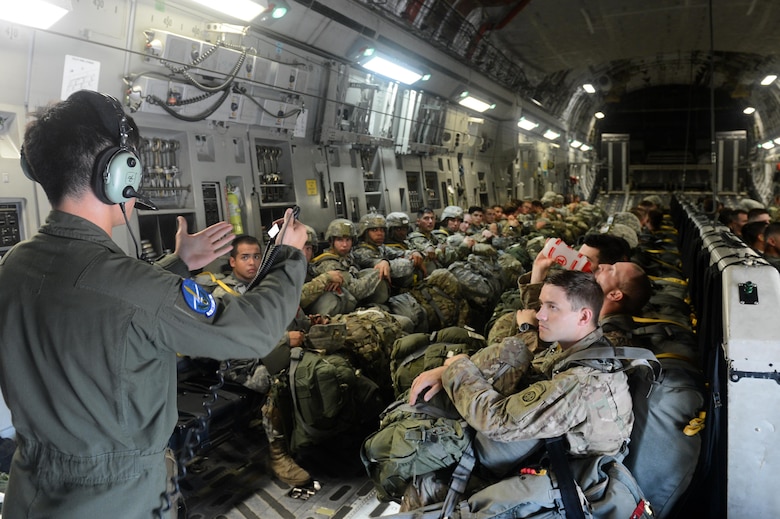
[0,199,24,257]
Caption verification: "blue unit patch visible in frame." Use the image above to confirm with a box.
[181,279,217,318]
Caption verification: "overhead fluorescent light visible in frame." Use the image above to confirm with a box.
[359,52,423,85]
[421,74,431,81]
[774,138,780,145]
[582,84,596,94]
[594,111,605,119]
[467,117,485,124]
[761,140,775,149]
[0,0,71,29]
[580,144,591,152]
[760,75,777,86]
[743,107,756,115]
[517,117,539,131]
[543,130,560,140]
[190,0,267,22]
[570,140,583,148]
[458,92,495,113]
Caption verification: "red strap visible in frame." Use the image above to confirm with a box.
[629,499,647,519]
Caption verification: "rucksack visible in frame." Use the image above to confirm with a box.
[287,346,384,453]
[390,327,487,398]
[408,269,470,330]
[447,255,505,307]
[384,454,653,519]
[360,395,473,502]
[330,308,407,397]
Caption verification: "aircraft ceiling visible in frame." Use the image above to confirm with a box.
[272,0,780,145]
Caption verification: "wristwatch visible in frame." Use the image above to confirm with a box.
[518,322,538,333]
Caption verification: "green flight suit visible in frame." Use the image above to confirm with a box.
[0,210,306,519]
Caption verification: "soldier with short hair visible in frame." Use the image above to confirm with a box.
[402,270,634,509]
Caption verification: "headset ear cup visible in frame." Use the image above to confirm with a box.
[20,149,37,182]
[93,147,143,204]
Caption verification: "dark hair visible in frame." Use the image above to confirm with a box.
[582,233,631,264]
[647,209,663,230]
[230,235,261,257]
[22,92,141,206]
[468,206,484,214]
[741,221,768,248]
[747,207,770,221]
[417,207,434,218]
[544,270,603,324]
[764,221,780,240]
[616,262,653,315]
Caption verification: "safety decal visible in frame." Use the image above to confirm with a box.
[181,279,217,318]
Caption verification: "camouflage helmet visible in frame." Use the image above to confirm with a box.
[642,194,664,208]
[605,222,639,249]
[358,213,387,237]
[441,205,464,221]
[612,211,642,235]
[304,225,318,247]
[325,218,357,240]
[386,211,411,230]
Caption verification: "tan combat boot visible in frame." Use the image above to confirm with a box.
[268,440,312,487]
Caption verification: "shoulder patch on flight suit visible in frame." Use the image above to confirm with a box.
[179,279,217,319]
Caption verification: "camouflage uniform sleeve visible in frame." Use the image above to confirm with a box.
[518,281,543,311]
[442,357,604,443]
[352,245,381,269]
[468,336,534,395]
[408,233,435,256]
[344,267,383,301]
[300,272,331,309]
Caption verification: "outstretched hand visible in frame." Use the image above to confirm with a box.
[174,217,235,271]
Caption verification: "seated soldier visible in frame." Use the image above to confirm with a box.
[434,206,477,263]
[385,212,414,250]
[207,234,262,298]
[489,242,651,345]
[352,213,424,289]
[407,207,442,271]
[762,221,780,270]
[308,218,387,315]
[299,225,349,315]
[577,232,632,268]
[402,270,635,509]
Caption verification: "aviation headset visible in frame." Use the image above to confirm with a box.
[20,90,144,205]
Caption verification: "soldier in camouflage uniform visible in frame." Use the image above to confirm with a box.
[408,207,447,271]
[352,213,425,289]
[403,270,634,509]
[204,235,262,298]
[385,212,414,250]
[300,225,349,314]
[309,218,387,313]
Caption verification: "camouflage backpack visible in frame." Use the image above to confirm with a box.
[330,308,407,397]
[408,269,470,331]
[390,326,487,398]
[447,255,505,307]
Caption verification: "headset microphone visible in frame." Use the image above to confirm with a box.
[123,186,158,211]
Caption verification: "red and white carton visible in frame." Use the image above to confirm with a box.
[540,238,592,272]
